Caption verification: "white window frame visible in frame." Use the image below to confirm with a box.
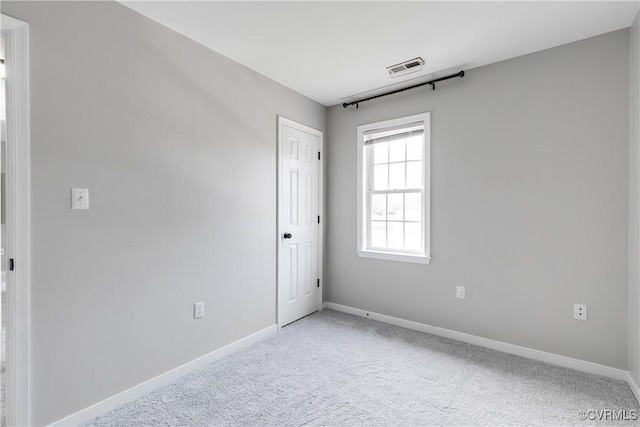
[357,112,431,264]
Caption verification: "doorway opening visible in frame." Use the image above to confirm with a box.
[1,13,31,426]
[1,34,6,427]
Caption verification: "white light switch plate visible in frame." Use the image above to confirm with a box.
[71,188,89,210]
[194,301,205,319]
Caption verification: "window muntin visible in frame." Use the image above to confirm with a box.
[357,113,431,264]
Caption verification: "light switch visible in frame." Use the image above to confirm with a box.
[71,188,89,210]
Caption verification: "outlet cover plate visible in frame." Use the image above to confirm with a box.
[456,286,465,299]
[574,303,587,320]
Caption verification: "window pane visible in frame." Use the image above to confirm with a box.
[373,164,388,190]
[406,161,422,189]
[388,193,403,221]
[406,136,422,161]
[371,221,386,248]
[360,115,430,261]
[405,193,421,222]
[405,222,422,251]
[389,163,405,190]
[389,140,405,162]
[371,194,386,220]
[388,222,404,249]
[373,142,388,164]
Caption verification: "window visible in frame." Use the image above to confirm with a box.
[357,113,431,264]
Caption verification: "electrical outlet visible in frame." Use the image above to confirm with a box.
[574,304,587,321]
[456,286,465,299]
[194,301,205,319]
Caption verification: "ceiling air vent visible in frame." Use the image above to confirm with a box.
[386,57,425,78]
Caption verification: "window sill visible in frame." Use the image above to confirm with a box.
[357,250,432,264]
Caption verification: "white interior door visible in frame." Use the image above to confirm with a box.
[278,117,321,327]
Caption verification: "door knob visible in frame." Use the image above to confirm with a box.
[283,233,292,239]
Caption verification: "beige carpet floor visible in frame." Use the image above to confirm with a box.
[86,309,639,426]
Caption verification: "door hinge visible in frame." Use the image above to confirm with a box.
[9,258,15,271]
[318,151,321,160]
[317,215,320,224]
[317,278,320,288]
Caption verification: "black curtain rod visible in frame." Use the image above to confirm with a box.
[342,70,465,109]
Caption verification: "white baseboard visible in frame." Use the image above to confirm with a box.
[50,324,278,427]
[323,302,628,382]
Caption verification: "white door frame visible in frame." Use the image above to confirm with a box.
[276,116,323,328]
[1,13,31,427]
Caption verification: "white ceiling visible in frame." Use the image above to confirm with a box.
[121,1,639,107]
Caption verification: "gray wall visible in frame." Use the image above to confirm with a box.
[0,1,325,424]
[326,30,630,370]
[629,11,640,387]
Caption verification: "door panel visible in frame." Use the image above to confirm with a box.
[279,119,320,326]
[288,244,298,301]
[289,169,298,225]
